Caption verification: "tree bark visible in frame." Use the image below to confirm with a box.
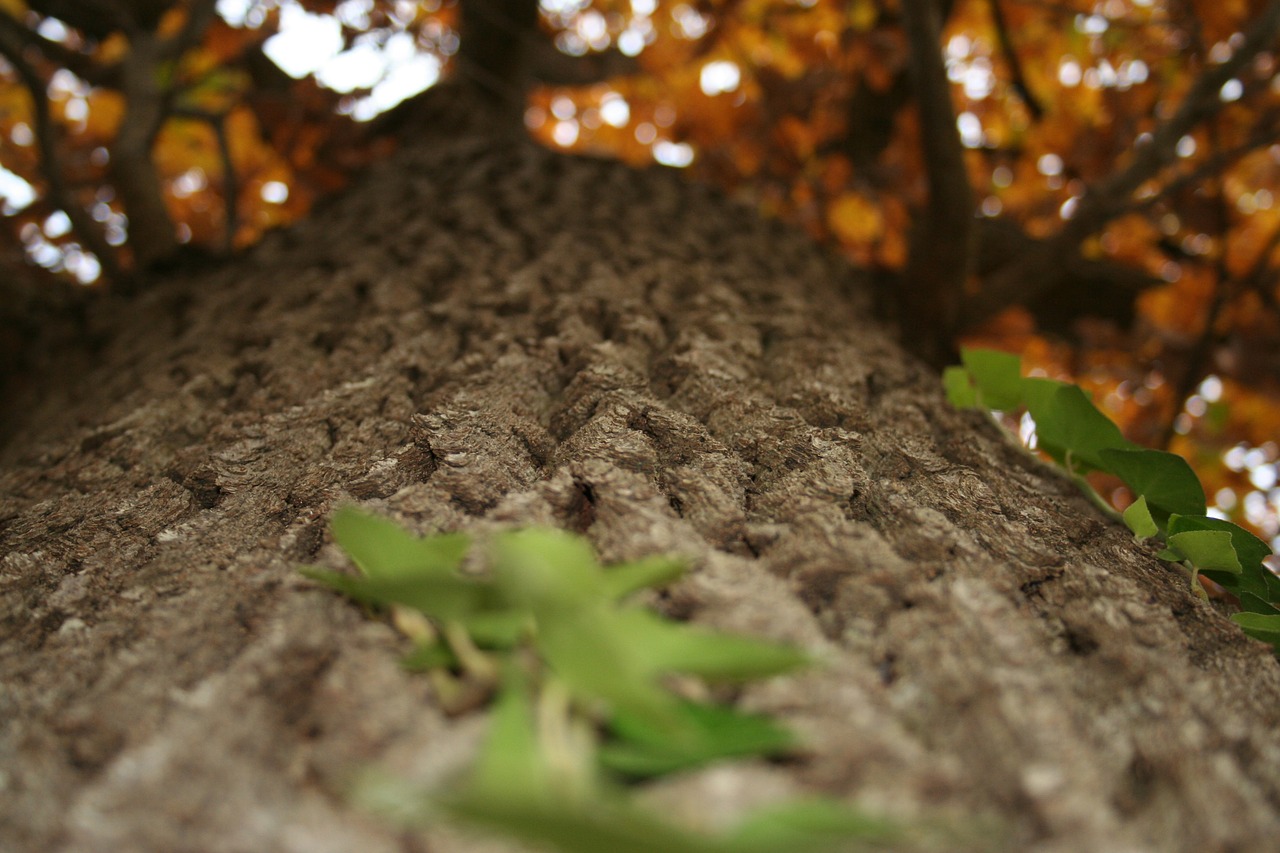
[3,86,1280,853]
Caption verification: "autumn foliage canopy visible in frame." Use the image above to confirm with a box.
[3,0,1280,547]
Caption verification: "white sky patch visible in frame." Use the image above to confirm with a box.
[264,2,344,79]
[0,166,35,214]
[600,94,630,127]
[700,61,740,96]
[1038,153,1063,176]
[653,140,693,167]
[1058,59,1082,87]
[956,112,982,148]
[1220,78,1243,101]
[44,210,71,238]
[261,181,289,203]
[672,4,710,39]
[317,40,390,91]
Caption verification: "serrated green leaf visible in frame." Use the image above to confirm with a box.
[443,792,726,853]
[400,641,457,671]
[1122,495,1158,540]
[1156,548,1182,561]
[599,701,797,778]
[492,528,605,612]
[1167,530,1242,575]
[1230,612,1280,646]
[1098,448,1205,519]
[960,348,1024,410]
[614,609,811,682]
[604,555,687,601]
[536,604,680,730]
[300,565,502,620]
[469,680,549,802]
[724,799,902,853]
[330,507,470,581]
[1021,379,1134,471]
[942,366,978,409]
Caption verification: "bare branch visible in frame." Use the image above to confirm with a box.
[989,0,1044,120]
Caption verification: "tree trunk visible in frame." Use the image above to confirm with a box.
[3,89,1280,853]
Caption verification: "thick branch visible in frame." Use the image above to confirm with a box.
[898,0,975,364]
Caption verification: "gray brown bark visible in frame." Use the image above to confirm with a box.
[3,89,1280,853]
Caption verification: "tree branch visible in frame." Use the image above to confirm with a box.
[989,0,1044,120]
[0,18,120,280]
[963,0,1280,329]
[0,9,117,86]
[897,0,975,364]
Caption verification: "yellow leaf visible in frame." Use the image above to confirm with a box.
[827,192,884,246]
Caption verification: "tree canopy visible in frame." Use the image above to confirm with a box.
[3,0,1280,555]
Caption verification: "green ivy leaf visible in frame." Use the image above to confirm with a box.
[960,348,1024,410]
[1021,379,1133,471]
[1121,495,1158,540]
[942,365,978,409]
[1230,612,1280,646]
[600,701,797,778]
[1167,515,1273,598]
[1238,592,1280,616]
[1167,530,1242,575]
[1097,448,1206,519]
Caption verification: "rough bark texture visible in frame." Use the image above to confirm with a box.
[4,96,1280,853]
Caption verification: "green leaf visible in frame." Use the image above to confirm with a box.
[536,604,681,730]
[1238,592,1280,616]
[724,799,902,853]
[491,528,606,612]
[615,609,811,682]
[1167,515,1273,598]
[603,555,688,600]
[1021,379,1133,471]
[1097,448,1206,519]
[600,701,798,778]
[300,565,502,621]
[400,641,457,671]
[1230,612,1280,646]
[960,348,1024,410]
[468,680,549,803]
[1167,530,1242,575]
[330,507,470,581]
[1121,495,1158,540]
[942,365,978,409]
